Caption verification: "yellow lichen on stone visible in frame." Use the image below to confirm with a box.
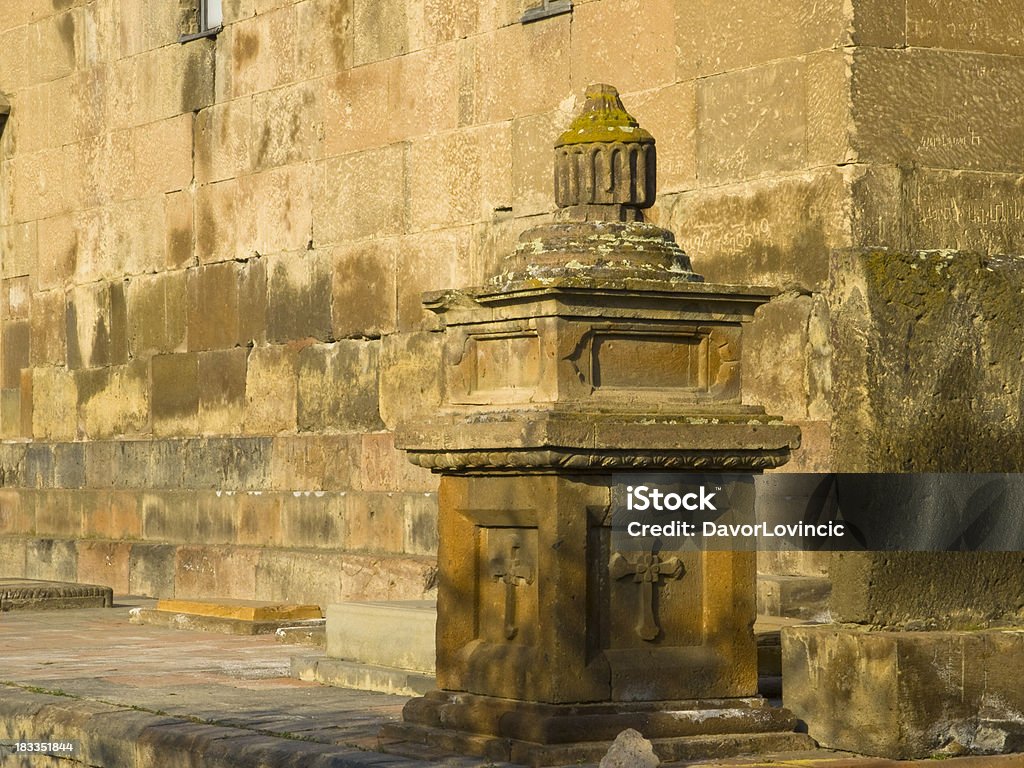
[556,84,654,146]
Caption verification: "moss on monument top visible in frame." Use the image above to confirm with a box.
[556,84,654,147]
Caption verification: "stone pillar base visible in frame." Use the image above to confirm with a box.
[783,625,1024,758]
[381,691,813,766]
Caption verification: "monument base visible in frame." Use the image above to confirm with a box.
[380,691,814,766]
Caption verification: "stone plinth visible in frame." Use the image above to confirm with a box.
[385,84,811,765]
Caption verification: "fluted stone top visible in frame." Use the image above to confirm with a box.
[555,84,654,147]
[493,84,700,286]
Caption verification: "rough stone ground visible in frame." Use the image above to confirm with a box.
[0,600,1021,768]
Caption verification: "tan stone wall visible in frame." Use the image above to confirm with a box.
[0,0,1020,597]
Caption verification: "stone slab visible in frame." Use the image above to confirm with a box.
[783,624,1024,758]
[129,606,325,636]
[326,601,436,674]
[293,655,436,697]
[0,578,112,611]
[154,597,323,622]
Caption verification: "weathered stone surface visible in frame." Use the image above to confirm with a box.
[678,0,848,78]
[296,340,382,432]
[830,552,1024,629]
[244,344,298,434]
[852,48,1024,173]
[265,251,332,343]
[906,0,1024,55]
[151,353,200,436]
[127,271,187,356]
[830,249,1024,471]
[326,601,436,673]
[315,143,409,244]
[784,625,1024,758]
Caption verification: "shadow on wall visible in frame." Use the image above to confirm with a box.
[830,248,1024,473]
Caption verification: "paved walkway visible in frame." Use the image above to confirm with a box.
[0,600,1022,768]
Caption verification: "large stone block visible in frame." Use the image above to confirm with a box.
[186,261,241,350]
[386,44,459,142]
[627,82,697,195]
[784,625,1024,758]
[829,248,1024,471]
[30,367,77,440]
[197,348,248,434]
[140,491,199,544]
[295,0,353,78]
[130,114,193,197]
[678,0,847,78]
[77,540,131,595]
[195,98,254,185]
[343,491,405,554]
[174,545,260,599]
[251,81,322,171]
[151,352,200,436]
[329,239,398,338]
[0,535,27,575]
[661,167,848,291]
[127,271,187,356]
[36,214,77,291]
[1,319,30,388]
[82,490,142,540]
[906,0,1024,55]
[0,489,33,536]
[396,227,473,331]
[571,0,675,94]
[851,47,1024,173]
[830,551,1024,629]
[321,60,393,157]
[743,292,831,423]
[270,434,354,491]
[234,491,283,547]
[265,251,332,343]
[25,538,77,582]
[33,9,79,83]
[195,177,255,264]
[378,330,443,431]
[65,281,128,369]
[352,0,407,65]
[279,491,346,549]
[29,288,67,366]
[247,164,315,256]
[403,492,438,556]
[75,361,149,438]
[296,340,383,432]
[128,542,177,597]
[314,143,409,245]
[697,58,808,186]
[469,17,570,124]
[244,344,298,433]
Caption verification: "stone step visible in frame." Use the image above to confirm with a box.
[130,598,324,635]
[326,600,436,674]
[756,575,831,620]
[293,655,435,697]
[0,578,113,611]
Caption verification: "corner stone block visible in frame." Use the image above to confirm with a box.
[296,341,383,432]
[244,344,299,434]
[851,47,1024,174]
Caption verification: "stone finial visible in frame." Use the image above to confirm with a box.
[554,84,656,221]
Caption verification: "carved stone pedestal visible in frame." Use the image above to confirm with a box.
[384,85,813,765]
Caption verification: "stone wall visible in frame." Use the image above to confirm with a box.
[0,0,1021,600]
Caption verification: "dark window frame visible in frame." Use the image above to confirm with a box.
[521,0,573,23]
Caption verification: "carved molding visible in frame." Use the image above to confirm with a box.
[406,448,791,473]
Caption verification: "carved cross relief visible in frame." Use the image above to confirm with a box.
[610,551,684,641]
[492,541,535,640]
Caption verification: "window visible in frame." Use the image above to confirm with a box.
[199,0,222,33]
[180,0,222,42]
[521,0,573,23]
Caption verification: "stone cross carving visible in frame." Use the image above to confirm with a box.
[610,551,683,641]
[493,543,534,640]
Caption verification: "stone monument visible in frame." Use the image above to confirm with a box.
[384,84,813,765]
